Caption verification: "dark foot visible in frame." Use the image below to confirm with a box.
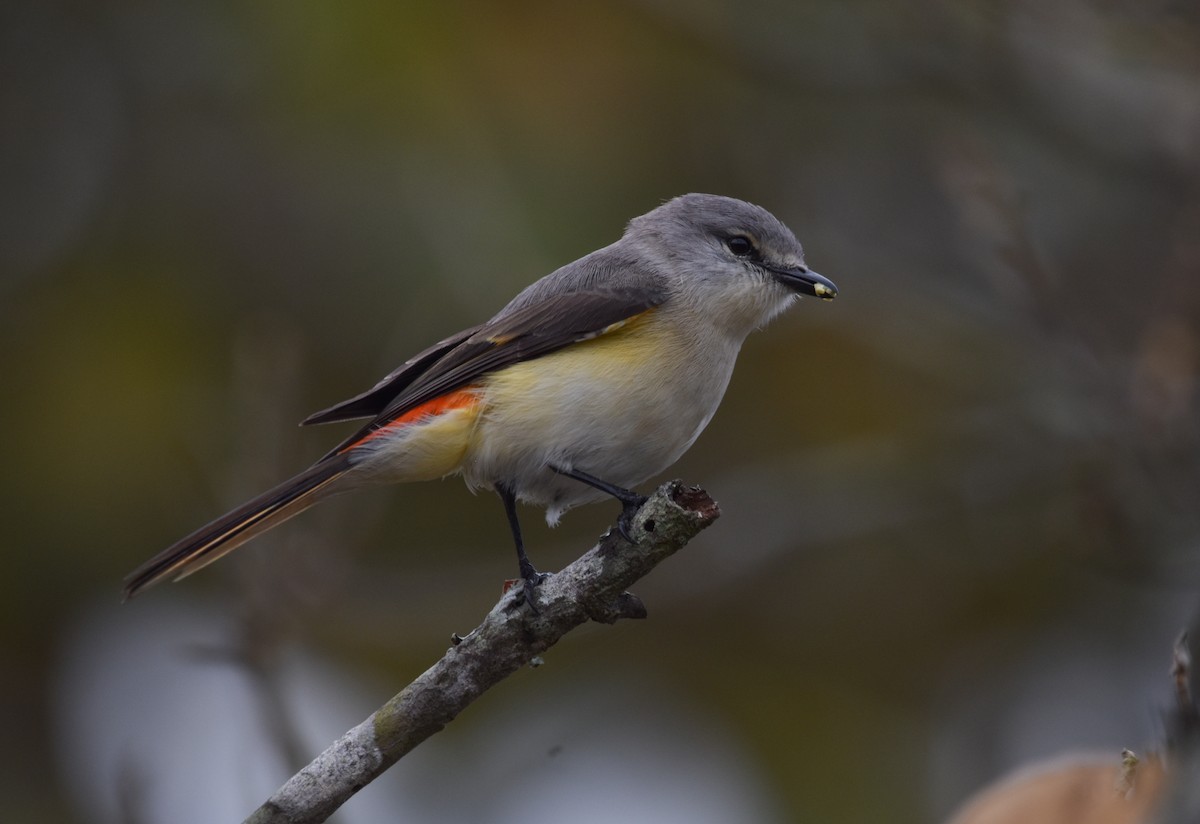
[616,495,649,542]
[518,558,549,614]
[521,574,548,614]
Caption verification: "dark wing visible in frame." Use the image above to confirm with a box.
[323,286,665,455]
[302,326,482,425]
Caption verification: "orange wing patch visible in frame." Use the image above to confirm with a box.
[343,387,481,451]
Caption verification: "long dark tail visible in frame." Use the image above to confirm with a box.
[123,455,354,600]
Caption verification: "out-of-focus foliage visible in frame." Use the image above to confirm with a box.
[2,1,1199,822]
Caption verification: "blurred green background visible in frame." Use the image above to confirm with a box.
[3,1,1200,822]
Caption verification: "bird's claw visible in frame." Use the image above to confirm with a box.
[519,567,550,615]
[616,495,649,542]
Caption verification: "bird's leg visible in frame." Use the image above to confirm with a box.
[548,464,648,542]
[496,483,546,612]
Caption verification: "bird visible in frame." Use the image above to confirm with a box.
[123,193,838,605]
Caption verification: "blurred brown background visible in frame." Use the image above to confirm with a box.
[3,1,1200,822]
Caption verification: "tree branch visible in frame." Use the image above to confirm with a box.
[243,480,720,824]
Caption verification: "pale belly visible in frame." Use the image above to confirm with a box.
[462,318,739,522]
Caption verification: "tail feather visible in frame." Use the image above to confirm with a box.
[123,456,353,600]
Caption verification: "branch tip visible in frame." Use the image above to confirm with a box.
[668,482,720,522]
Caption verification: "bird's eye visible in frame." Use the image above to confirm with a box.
[726,235,755,258]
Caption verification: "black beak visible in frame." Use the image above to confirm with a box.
[769,265,838,300]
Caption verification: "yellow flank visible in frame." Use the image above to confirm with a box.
[590,308,675,371]
[401,405,483,480]
[465,307,704,479]
[487,309,669,395]
[358,402,484,484]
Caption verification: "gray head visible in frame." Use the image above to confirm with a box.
[623,193,837,336]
